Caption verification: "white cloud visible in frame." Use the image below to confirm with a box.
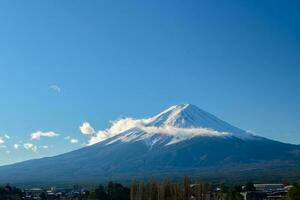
[87,118,229,145]
[5,150,10,154]
[0,134,10,145]
[87,118,141,145]
[23,143,34,149]
[31,131,59,140]
[0,137,4,144]
[64,136,79,144]
[70,139,79,144]
[14,143,48,151]
[23,143,38,152]
[80,122,95,135]
[49,85,61,93]
[32,146,38,152]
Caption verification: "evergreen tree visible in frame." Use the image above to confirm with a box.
[244,182,255,191]
[94,184,109,200]
[39,192,47,200]
[286,183,300,200]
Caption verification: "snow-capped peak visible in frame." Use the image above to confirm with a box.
[146,104,212,128]
[145,104,252,136]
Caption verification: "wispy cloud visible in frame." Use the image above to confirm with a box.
[64,136,71,140]
[31,131,59,140]
[23,143,37,152]
[14,143,49,152]
[80,122,95,135]
[49,85,61,93]
[4,134,10,139]
[64,136,79,144]
[0,137,4,144]
[70,138,79,144]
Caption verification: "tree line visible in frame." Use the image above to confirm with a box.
[2,179,300,200]
[130,177,240,200]
[0,185,24,200]
[88,181,130,200]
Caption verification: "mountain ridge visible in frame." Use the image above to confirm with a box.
[0,104,299,184]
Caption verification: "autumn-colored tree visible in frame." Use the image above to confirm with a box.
[172,183,182,200]
[131,180,139,200]
[130,176,213,200]
[183,176,190,200]
[157,182,165,200]
[147,178,158,200]
[164,178,173,200]
[140,182,147,200]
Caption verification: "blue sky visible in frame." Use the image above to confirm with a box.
[0,0,299,165]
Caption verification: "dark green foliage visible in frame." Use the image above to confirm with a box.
[233,185,242,193]
[107,181,130,200]
[286,183,300,200]
[88,182,130,200]
[244,182,255,191]
[92,184,109,199]
[0,185,24,200]
[226,191,243,200]
[39,192,47,200]
[220,183,229,193]
[226,186,243,200]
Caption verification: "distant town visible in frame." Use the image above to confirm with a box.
[1,177,299,200]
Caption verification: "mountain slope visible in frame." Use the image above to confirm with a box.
[0,104,300,183]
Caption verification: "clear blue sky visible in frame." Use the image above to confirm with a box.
[0,0,299,165]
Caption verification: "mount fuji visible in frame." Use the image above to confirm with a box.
[1,104,300,184]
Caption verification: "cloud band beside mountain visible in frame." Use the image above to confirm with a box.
[81,118,230,146]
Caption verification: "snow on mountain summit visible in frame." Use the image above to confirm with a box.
[88,104,254,146]
[147,104,226,128]
[147,104,252,137]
